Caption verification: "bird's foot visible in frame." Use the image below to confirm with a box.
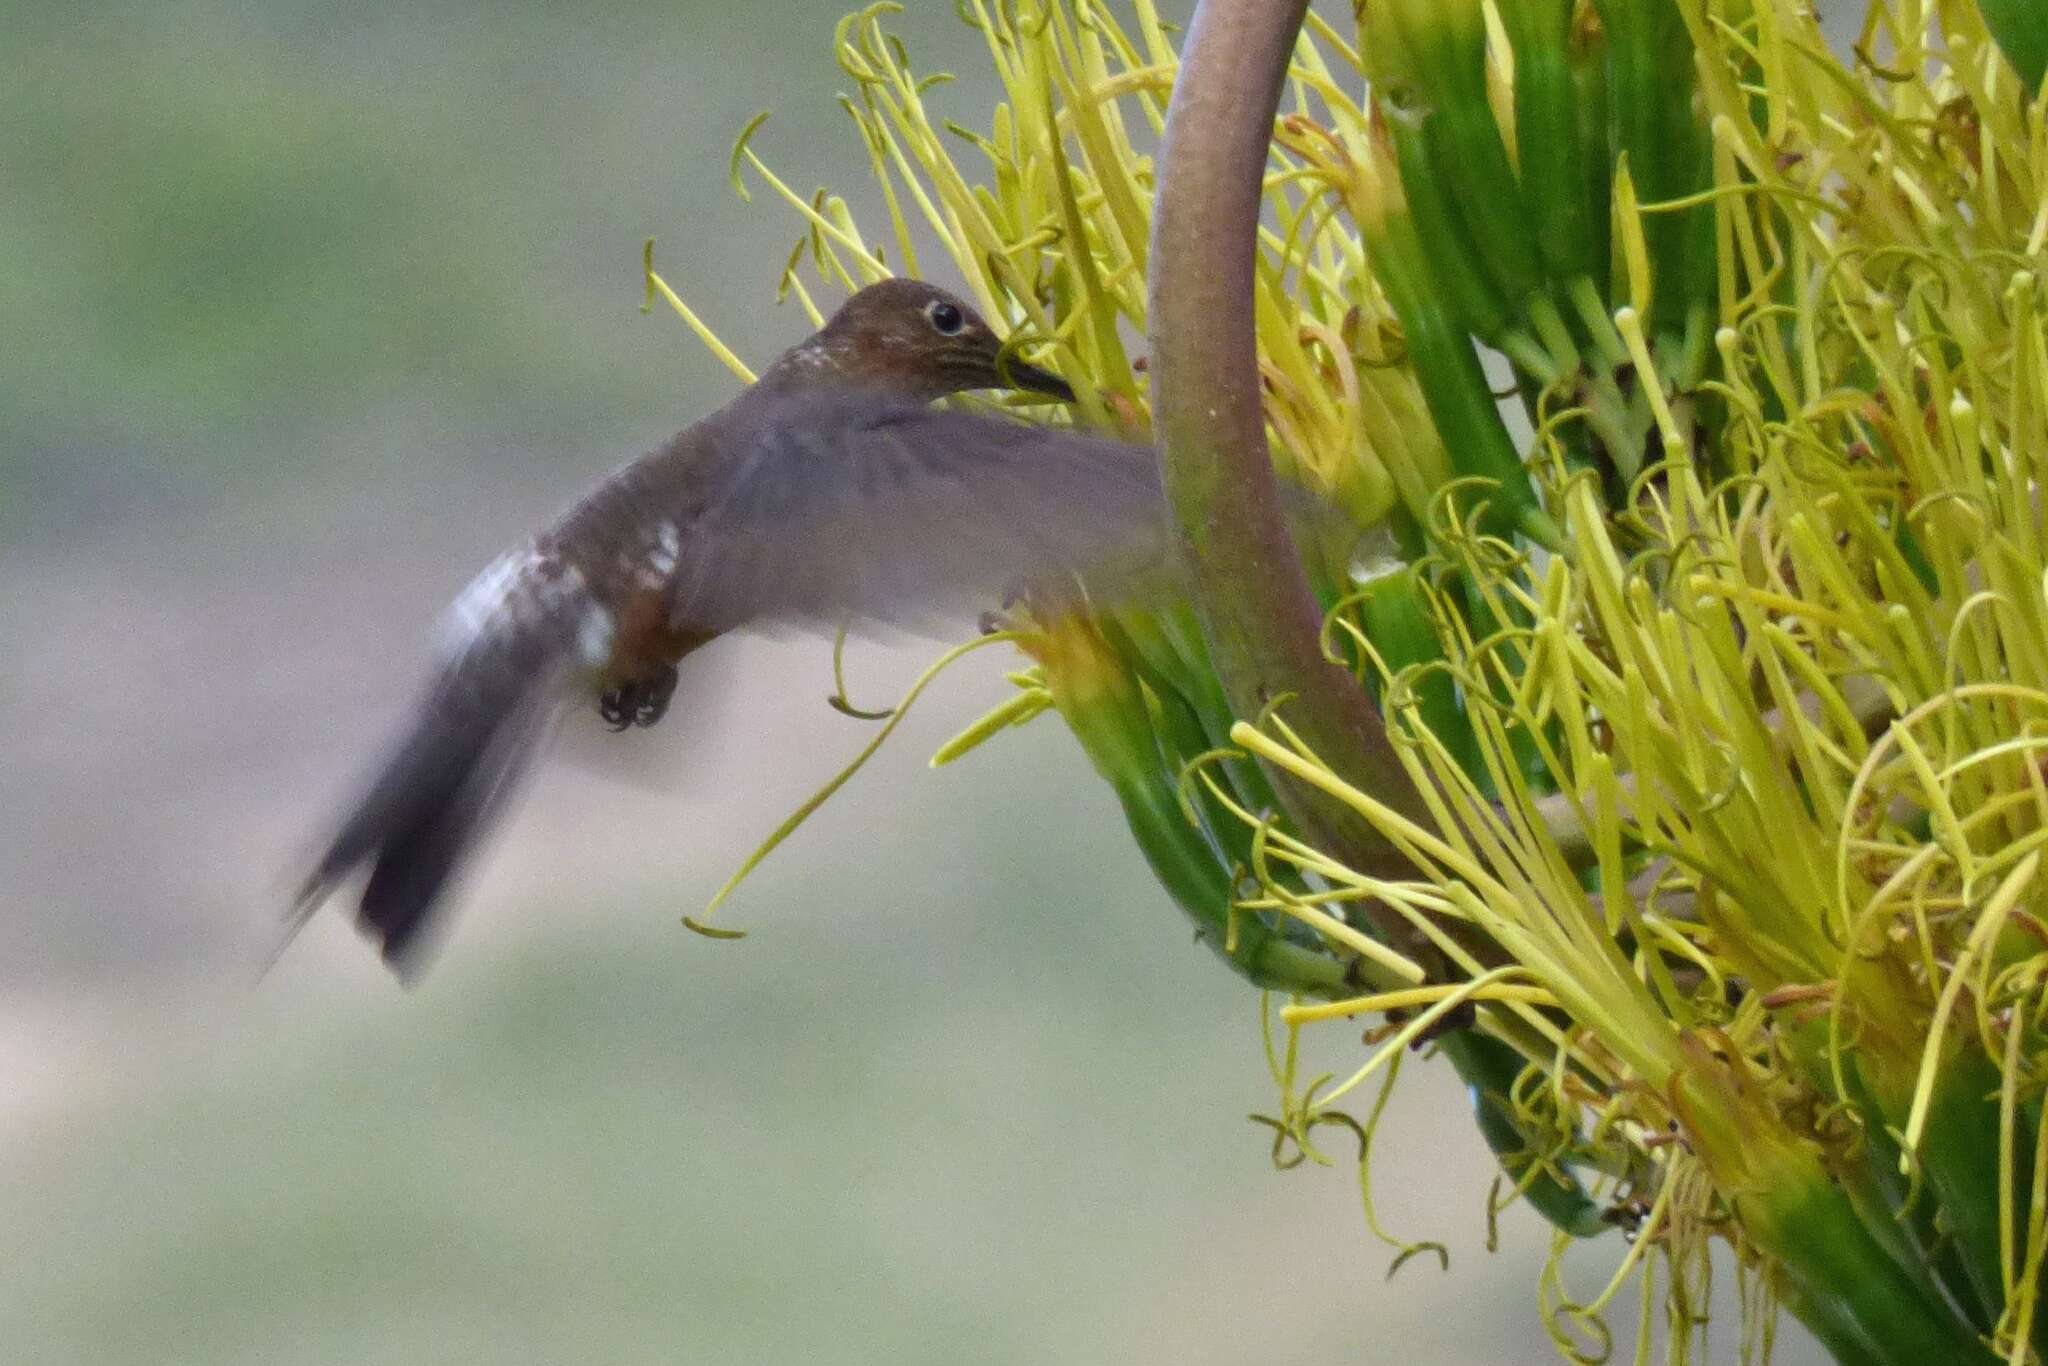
[598,665,679,731]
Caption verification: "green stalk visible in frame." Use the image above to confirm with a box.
[1771,1281,1903,1366]
[1114,769,1353,994]
[1592,0,1710,335]
[1568,3,1614,307]
[1911,1048,2037,1346]
[1051,646,1356,996]
[1353,564,1484,779]
[1747,1169,1997,1366]
[1100,619,1275,859]
[1496,0,1606,312]
[1834,1157,1948,1311]
[1850,1041,2045,1342]
[1379,116,1523,345]
[1830,1047,1988,1329]
[1366,210,1559,544]
[1373,0,1548,308]
[1352,0,1519,348]
[1112,610,1285,820]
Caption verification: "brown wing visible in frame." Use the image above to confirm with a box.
[664,391,1171,634]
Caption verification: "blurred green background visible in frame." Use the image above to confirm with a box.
[0,2,1830,1362]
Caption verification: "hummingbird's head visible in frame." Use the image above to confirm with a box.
[805,278,1075,404]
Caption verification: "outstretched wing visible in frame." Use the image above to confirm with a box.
[666,391,1172,634]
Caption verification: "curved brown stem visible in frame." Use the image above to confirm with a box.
[1147,0,1441,972]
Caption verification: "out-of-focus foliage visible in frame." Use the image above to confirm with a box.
[0,0,839,508]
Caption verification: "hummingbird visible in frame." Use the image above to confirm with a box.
[291,278,1170,978]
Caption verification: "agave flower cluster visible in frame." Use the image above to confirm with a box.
[657,1,2048,1361]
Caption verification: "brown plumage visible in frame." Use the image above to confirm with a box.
[291,280,1169,977]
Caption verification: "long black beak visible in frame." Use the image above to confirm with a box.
[997,355,1076,403]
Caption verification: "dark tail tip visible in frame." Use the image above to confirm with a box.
[282,776,491,982]
[353,790,488,978]
[287,685,539,981]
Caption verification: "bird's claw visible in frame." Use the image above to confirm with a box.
[637,666,678,727]
[598,690,630,730]
[598,665,679,732]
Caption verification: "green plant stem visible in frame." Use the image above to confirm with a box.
[1841,1055,1993,1333]
[1112,764,1358,994]
[1148,0,1445,974]
[1906,1047,2043,1352]
[1737,1152,1998,1365]
[1113,610,1285,820]
[1567,17,1613,305]
[1389,0,1546,311]
[1354,565,1482,778]
[1364,209,1559,543]
[1053,652,1364,996]
[1593,0,1712,335]
[1498,0,1603,288]
[1380,116,1519,345]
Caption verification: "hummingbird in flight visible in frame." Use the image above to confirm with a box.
[291,278,1170,978]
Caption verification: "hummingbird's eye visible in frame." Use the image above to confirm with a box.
[925,300,966,335]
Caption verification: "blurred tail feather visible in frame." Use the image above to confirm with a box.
[288,607,567,978]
